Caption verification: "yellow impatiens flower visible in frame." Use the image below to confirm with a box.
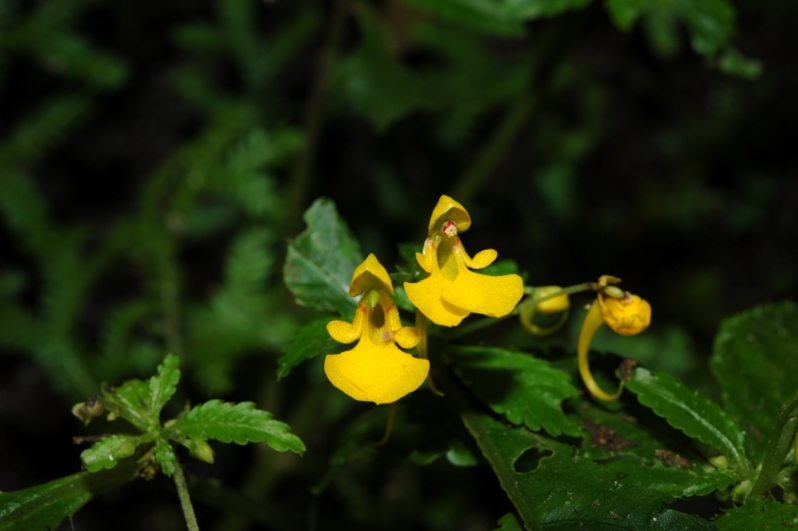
[577,275,651,401]
[404,196,524,327]
[324,254,430,404]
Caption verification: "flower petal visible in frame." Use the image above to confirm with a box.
[349,253,394,296]
[324,344,430,404]
[394,326,421,349]
[404,273,470,327]
[428,195,471,235]
[442,268,523,318]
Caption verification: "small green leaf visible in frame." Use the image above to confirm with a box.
[718,48,762,79]
[284,198,362,317]
[0,460,139,531]
[714,498,798,530]
[453,346,580,437]
[149,354,180,420]
[80,435,140,472]
[277,319,342,379]
[155,438,176,476]
[445,440,478,467]
[101,379,154,431]
[605,0,735,57]
[710,302,798,461]
[168,400,305,453]
[494,512,523,531]
[625,368,749,473]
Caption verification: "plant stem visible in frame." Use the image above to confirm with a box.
[749,394,798,497]
[285,0,347,234]
[173,459,201,531]
[447,282,596,339]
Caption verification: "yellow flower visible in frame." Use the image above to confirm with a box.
[404,196,524,327]
[324,254,430,404]
[577,276,651,401]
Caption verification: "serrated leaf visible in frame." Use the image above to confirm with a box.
[80,435,141,472]
[149,354,180,420]
[605,0,735,57]
[0,460,139,531]
[452,346,580,437]
[283,198,362,317]
[714,498,798,530]
[448,381,718,531]
[277,319,343,379]
[168,400,305,453]
[101,379,154,431]
[625,368,749,473]
[155,438,176,476]
[710,302,798,462]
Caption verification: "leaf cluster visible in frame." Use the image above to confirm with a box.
[281,198,798,530]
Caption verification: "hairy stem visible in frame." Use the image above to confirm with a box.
[173,459,201,531]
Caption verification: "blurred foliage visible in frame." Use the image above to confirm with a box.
[0,0,797,529]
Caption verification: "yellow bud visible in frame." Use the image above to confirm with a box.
[71,397,104,426]
[599,294,651,336]
[534,286,570,314]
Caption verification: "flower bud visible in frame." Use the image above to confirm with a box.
[598,294,651,336]
[534,286,570,314]
[71,397,105,426]
[183,439,215,464]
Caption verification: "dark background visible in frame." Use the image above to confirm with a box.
[1,0,796,529]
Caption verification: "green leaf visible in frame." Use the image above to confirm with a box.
[398,0,525,37]
[101,379,154,432]
[625,367,749,473]
[602,460,738,497]
[80,435,141,472]
[714,498,798,530]
[336,8,430,130]
[605,0,735,57]
[284,198,362,317]
[149,354,181,420]
[494,512,523,531]
[718,48,762,80]
[445,374,719,531]
[168,400,306,453]
[155,438,176,476]
[0,460,140,531]
[710,302,798,462]
[277,319,342,379]
[452,346,580,437]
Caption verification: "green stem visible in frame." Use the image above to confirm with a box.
[173,459,201,531]
[749,394,798,497]
[285,0,347,233]
[447,282,596,339]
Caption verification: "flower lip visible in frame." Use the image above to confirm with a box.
[349,253,394,297]
[428,195,471,236]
